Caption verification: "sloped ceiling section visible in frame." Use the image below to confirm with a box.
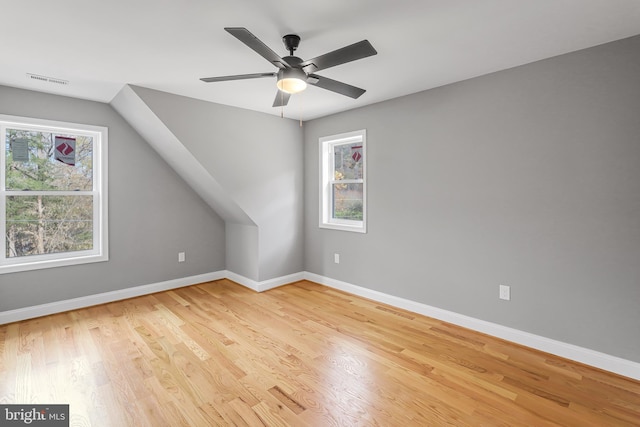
[111,85,255,226]
[110,85,305,282]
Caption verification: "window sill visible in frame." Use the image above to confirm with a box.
[0,253,108,275]
[319,222,367,234]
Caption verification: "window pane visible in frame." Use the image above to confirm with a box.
[5,129,93,191]
[332,183,363,220]
[6,195,93,258]
[333,142,363,180]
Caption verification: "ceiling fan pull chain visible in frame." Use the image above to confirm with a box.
[299,96,303,127]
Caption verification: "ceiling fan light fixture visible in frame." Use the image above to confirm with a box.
[277,68,307,94]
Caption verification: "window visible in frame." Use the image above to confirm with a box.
[320,129,366,233]
[1,114,108,274]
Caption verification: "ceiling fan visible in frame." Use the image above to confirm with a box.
[200,27,377,107]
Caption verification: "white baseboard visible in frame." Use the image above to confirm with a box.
[303,272,640,381]
[2,269,638,381]
[0,270,306,325]
[0,271,226,325]
[224,270,306,292]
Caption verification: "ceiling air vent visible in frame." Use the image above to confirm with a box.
[26,73,69,86]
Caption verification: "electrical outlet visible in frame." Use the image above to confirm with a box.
[178,252,186,263]
[499,285,510,301]
[334,253,340,264]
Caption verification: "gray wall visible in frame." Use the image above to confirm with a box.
[303,35,640,362]
[0,85,226,311]
[128,87,304,282]
[226,223,259,280]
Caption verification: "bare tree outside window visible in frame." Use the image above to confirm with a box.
[5,129,94,258]
[1,116,107,275]
[320,129,366,233]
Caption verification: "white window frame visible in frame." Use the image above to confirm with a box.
[0,114,108,274]
[319,129,367,233]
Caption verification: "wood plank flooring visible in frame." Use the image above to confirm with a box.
[1,279,639,426]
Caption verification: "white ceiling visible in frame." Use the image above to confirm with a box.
[3,0,640,120]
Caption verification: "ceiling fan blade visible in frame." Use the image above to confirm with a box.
[200,72,276,83]
[272,90,291,107]
[300,40,377,73]
[307,74,366,99]
[225,27,290,69]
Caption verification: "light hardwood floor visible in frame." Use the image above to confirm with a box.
[0,279,639,426]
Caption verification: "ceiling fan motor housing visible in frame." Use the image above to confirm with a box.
[283,55,303,68]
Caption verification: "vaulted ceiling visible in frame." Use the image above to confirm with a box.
[3,1,640,120]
